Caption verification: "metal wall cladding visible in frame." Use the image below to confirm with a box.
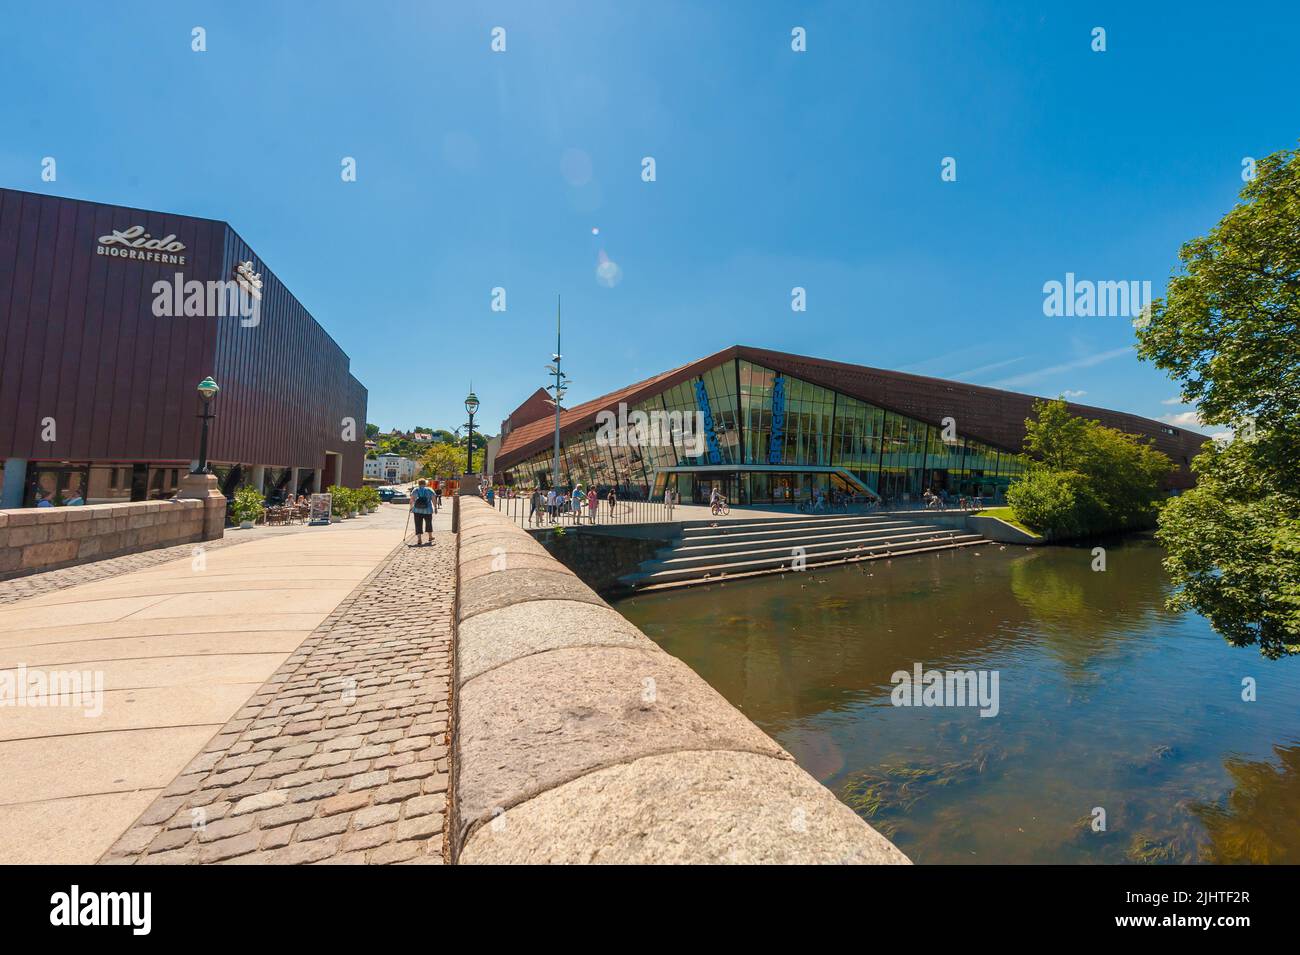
[0,189,366,486]
[211,228,366,485]
[0,188,222,462]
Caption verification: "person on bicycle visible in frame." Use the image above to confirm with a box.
[710,486,727,515]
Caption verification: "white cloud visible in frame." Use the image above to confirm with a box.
[1161,395,1186,405]
[1158,410,1204,428]
[1061,389,1087,399]
[990,346,1133,389]
[949,356,1028,381]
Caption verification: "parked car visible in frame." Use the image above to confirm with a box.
[389,489,410,504]
[378,488,395,502]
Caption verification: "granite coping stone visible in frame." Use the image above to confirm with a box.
[457,565,605,622]
[458,534,552,565]
[460,749,911,865]
[455,643,789,836]
[459,551,561,584]
[456,598,647,684]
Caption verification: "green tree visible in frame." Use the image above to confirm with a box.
[1136,142,1300,658]
[420,442,467,479]
[365,422,381,439]
[1009,399,1171,538]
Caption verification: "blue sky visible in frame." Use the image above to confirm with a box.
[3,1,1297,435]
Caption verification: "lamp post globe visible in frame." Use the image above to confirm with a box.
[193,377,220,475]
[464,391,479,476]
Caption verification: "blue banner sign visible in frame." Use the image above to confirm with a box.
[694,380,723,464]
[768,375,785,464]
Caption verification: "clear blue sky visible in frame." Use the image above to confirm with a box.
[3,1,1297,436]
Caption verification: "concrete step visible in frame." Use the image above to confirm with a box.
[624,535,987,588]
[619,509,988,591]
[652,526,972,571]
[678,513,904,536]
[669,519,928,554]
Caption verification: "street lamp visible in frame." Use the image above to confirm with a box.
[545,295,569,489]
[193,376,220,474]
[464,390,479,475]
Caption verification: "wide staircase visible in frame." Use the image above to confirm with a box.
[620,512,986,591]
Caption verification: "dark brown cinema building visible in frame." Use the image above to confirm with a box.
[0,188,367,509]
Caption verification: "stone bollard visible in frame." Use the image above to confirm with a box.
[173,472,227,541]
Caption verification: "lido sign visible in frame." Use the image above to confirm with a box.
[96,225,187,265]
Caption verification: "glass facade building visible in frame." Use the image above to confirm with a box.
[498,356,1028,507]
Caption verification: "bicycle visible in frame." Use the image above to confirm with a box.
[710,499,730,517]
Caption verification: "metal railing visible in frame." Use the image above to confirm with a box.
[492,493,671,529]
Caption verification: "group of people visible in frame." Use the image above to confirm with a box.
[920,488,984,510]
[526,484,618,525]
[34,487,84,507]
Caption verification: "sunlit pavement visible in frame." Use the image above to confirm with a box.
[0,502,446,864]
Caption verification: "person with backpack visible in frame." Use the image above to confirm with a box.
[410,479,436,546]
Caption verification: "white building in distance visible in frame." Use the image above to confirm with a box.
[364,453,419,485]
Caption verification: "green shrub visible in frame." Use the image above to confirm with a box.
[327,485,355,516]
[232,485,265,525]
[1006,470,1106,539]
[355,486,380,511]
[1007,399,1170,539]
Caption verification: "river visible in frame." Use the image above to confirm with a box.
[613,538,1300,863]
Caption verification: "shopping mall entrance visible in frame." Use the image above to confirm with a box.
[658,471,741,507]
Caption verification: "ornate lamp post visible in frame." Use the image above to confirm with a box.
[193,376,220,474]
[464,390,480,476]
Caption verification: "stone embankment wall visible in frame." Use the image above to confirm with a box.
[0,498,221,581]
[921,511,1048,545]
[452,496,910,864]
[528,526,671,594]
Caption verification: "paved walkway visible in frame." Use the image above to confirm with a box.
[100,527,453,865]
[0,501,452,864]
[0,521,303,607]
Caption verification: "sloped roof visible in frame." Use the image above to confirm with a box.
[501,388,557,436]
[496,350,731,463]
[495,345,1209,485]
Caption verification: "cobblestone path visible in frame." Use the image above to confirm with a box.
[99,531,454,865]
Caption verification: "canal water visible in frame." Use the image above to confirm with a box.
[613,539,1300,864]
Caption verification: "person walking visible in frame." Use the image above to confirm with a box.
[664,486,676,520]
[546,487,557,523]
[606,487,618,519]
[529,486,543,526]
[587,486,598,523]
[432,482,442,513]
[410,478,436,547]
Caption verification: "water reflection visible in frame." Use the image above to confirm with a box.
[1191,744,1300,864]
[615,539,1300,863]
